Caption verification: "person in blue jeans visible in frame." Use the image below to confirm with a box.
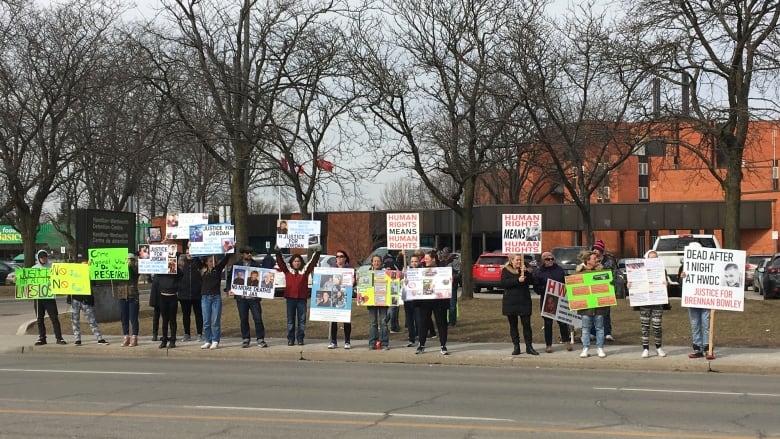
[591,239,616,340]
[117,253,140,347]
[232,247,268,348]
[366,255,390,349]
[577,250,608,358]
[679,263,714,359]
[200,254,230,350]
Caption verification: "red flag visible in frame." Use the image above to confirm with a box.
[316,157,335,172]
[281,158,305,174]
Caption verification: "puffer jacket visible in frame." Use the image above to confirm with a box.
[500,264,534,316]
[178,258,203,300]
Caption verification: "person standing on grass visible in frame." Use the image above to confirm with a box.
[591,239,617,341]
[327,250,354,350]
[415,251,450,355]
[33,250,66,346]
[576,250,608,358]
[200,253,231,350]
[678,243,715,360]
[232,247,268,349]
[276,244,321,346]
[634,250,670,359]
[533,251,572,353]
[365,254,390,350]
[501,254,538,356]
[178,250,203,343]
[402,253,422,348]
[151,258,182,349]
[116,253,140,347]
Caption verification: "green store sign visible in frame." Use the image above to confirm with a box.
[0,225,22,244]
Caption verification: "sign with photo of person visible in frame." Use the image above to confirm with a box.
[402,266,453,301]
[309,267,355,323]
[229,266,276,299]
[164,212,209,240]
[564,270,617,310]
[502,213,542,254]
[355,269,401,306]
[188,223,235,256]
[681,246,746,312]
[15,268,53,300]
[540,279,582,328]
[625,257,669,307]
[138,244,171,274]
[276,219,321,249]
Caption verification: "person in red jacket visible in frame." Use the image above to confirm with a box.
[275,245,321,346]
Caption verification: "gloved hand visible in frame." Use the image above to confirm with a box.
[273,245,281,252]
[310,244,322,252]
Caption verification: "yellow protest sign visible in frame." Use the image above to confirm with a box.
[49,263,91,295]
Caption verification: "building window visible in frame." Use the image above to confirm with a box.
[638,186,649,200]
[638,162,648,175]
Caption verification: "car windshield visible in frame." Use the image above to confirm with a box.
[655,237,717,251]
[747,256,770,265]
[477,256,507,265]
[552,247,586,264]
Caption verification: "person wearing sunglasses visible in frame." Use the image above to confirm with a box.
[533,251,573,353]
[327,250,354,349]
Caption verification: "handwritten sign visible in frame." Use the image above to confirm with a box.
[49,263,91,296]
[15,268,52,300]
[88,247,129,280]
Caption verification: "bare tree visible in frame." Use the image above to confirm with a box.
[500,3,654,245]
[350,0,528,298]
[379,176,450,210]
[624,0,780,249]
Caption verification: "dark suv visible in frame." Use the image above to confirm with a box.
[551,246,588,276]
[762,253,780,299]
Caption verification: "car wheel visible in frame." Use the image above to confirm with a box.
[473,286,480,295]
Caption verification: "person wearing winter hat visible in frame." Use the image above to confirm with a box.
[116,253,141,347]
[33,250,67,346]
[591,239,617,341]
[71,259,110,346]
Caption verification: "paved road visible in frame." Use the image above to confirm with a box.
[0,355,778,438]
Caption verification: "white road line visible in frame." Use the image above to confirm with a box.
[190,405,515,422]
[0,368,162,375]
[595,387,780,397]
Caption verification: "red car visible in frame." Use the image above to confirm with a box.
[472,253,508,294]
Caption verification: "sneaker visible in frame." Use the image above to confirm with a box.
[241,340,250,348]
[688,351,704,358]
[580,347,589,358]
[197,334,204,342]
[74,340,82,346]
[415,346,425,354]
[297,340,304,346]
[344,342,351,350]
[383,346,390,351]
[200,342,212,349]
[210,341,219,350]
[440,346,449,355]
[97,339,109,345]
[605,335,615,341]
[287,340,295,346]
[56,339,67,345]
[641,349,650,358]
[657,347,667,357]
[258,340,268,348]
[406,342,416,348]
[34,339,46,346]
[182,334,191,342]
[597,348,606,358]
[327,342,337,349]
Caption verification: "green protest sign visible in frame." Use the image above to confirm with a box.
[15,268,52,300]
[564,270,617,310]
[88,247,129,280]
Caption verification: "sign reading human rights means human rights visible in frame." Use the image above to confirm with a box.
[387,213,419,250]
[502,213,542,254]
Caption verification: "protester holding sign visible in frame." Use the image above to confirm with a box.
[679,242,714,360]
[232,247,268,349]
[365,255,390,350]
[115,253,140,347]
[33,250,67,346]
[501,254,538,356]
[533,251,573,353]
[199,254,231,350]
[576,251,608,358]
[275,244,321,346]
[178,251,203,343]
[151,256,183,349]
[70,261,109,346]
[633,251,669,359]
[328,250,354,350]
[416,251,450,355]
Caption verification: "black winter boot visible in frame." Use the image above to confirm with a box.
[511,344,521,355]
[526,344,539,356]
[158,337,167,349]
[168,333,176,348]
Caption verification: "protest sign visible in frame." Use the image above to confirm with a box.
[540,279,582,328]
[502,213,542,254]
[276,219,321,249]
[387,213,419,250]
[355,269,401,306]
[309,267,355,322]
[402,266,453,301]
[681,247,745,312]
[565,270,617,310]
[15,268,52,300]
[229,265,275,299]
[189,223,235,256]
[88,247,129,280]
[625,257,669,307]
[165,212,209,240]
[49,263,91,295]
[138,244,173,274]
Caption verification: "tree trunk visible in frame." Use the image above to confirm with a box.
[459,177,476,300]
[723,160,742,250]
[230,167,249,257]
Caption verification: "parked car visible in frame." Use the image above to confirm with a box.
[472,252,507,294]
[614,258,627,299]
[0,260,17,285]
[754,258,771,295]
[761,253,780,299]
[746,254,772,288]
[551,246,588,276]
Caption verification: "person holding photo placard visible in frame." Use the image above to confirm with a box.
[416,251,450,355]
[634,251,669,359]
[366,255,390,350]
[533,251,572,353]
[327,250,353,350]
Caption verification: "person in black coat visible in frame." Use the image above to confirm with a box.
[533,251,573,353]
[177,251,203,342]
[500,254,539,356]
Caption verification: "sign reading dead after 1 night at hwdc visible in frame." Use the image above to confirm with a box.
[681,246,745,312]
[564,270,617,310]
[502,213,542,254]
[387,213,419,250]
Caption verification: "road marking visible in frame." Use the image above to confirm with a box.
[0,368,162,375]
[0,408,760,438]
[190,405,515,422]
[595,387,780,397]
